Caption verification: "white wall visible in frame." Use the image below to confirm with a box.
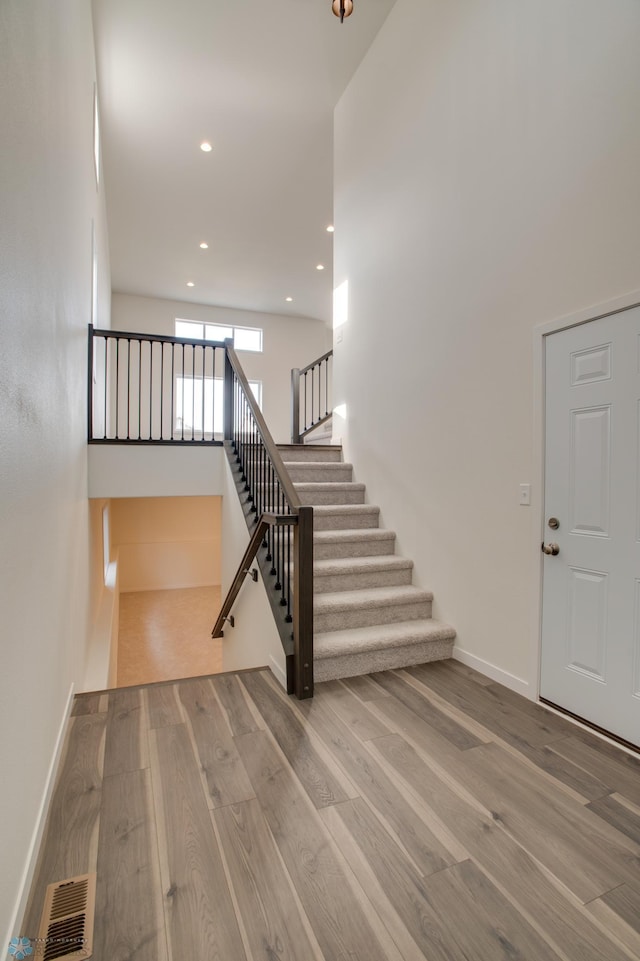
[334,0,640,691]
[111,495,221,592]
[220,456,287,685]
[110,293,331,443]
[0,0,111,940]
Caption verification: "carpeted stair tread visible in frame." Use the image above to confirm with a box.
[314,504,379,517]
[314,556,412,576]
[314,529,393,544]
[276,444,343,462]
[314,618,456,660]
[314,584,432,614]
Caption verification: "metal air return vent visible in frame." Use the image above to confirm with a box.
[37,874,96,960]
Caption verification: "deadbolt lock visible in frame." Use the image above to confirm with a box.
[548,517,560,530]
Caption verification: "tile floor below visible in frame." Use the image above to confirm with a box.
[116,585,223,687]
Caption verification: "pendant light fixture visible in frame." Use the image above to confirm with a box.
[332,0,353,23]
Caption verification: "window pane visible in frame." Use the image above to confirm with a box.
[205,324,233,342]
[233,326,262,352]
[175,320,204,340]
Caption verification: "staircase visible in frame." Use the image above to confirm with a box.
[278,443,456,682]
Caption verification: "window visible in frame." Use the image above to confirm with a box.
[175,319,262,352]
[175,376,262,437]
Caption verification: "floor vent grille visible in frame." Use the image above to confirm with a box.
[37,874,95,960]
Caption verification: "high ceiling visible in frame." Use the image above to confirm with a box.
[92,0,397,324]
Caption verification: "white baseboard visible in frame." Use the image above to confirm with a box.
[453,647,530,699]
[269,654,288,691]
[5,683,75,946]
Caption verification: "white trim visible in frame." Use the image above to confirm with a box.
[5,683,75,947]
[540,700,640,760]
[532,288,640,703]
[452,647,530,699]
[269,655,288,691]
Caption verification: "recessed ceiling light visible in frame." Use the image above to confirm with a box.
[200,142,213,152]
[285,297,293,302]
[316,264,325,271]
[326,225,335,233]
[199,242,208,249]
[187,281,195,287]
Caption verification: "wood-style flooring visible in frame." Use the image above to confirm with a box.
[22,660,640,960]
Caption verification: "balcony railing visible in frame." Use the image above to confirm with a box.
[291,349,333,444]
[88,325,224,444]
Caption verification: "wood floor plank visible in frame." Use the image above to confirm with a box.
[337,673,390,701]
[71,692,106,716]
[146,684,183,728]
[241,670,355,809]
[149,723,247,961]
[370,732,633,961]
[295,687,460,875]
[234,729,396,961]
[459,741,640,902]
[103,687,148,776]
[21,714,106,936]
[211,672,261,736]
[513,740,614,802]
[316,679,392,741]
[213,798,323,961]
[590,884,640,958]
[550,735,640,807]
[93,769,168,961]
[321,796,467,961]
[587,794,640,846]
[407,662,569,749]
[370,669,486,750]
[178,678,255,809]
[423,858,566,961]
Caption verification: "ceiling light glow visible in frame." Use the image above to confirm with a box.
[200,142,213,152]
[199,242,208,249]
[187,281,195,287]
[326,225,335,233]
[285,297,293,302]
[316,264,325,271]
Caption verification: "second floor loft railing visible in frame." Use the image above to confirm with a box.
[291,349,333,444]
[88,325,225,444]
[219,342,314,698]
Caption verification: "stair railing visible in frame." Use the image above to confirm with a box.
[291,349,333,444]
[217,341,314,699]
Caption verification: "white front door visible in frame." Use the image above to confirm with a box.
[540,307,640,746]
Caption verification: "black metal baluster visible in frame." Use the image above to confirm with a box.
[312,364,315,425]
[285,518,292,621]
[325,357,329,417]
[303,370,308,434]
[115,337,120,438]
[103,337,108,439]
[160,342,165,439]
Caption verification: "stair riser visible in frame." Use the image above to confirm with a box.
[314,598,432,633]
[286,465,353,482]
[314,567,413,594]
[313,511,380,531]
[297,487,365,506]
[314,638,454,682]
[277,446,343,462]
[314,537,396,560]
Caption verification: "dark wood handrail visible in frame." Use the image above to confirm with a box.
[92,326,226,350]
[299,348,333,377]
[211,512,297,638]
[225,342,302,510]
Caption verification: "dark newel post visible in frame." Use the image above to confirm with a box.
[87,324,94,441]
[293,505,314,698]
[223,339,234,441]
[291,367,301,444]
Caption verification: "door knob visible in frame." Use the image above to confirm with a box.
[541,542,560,556]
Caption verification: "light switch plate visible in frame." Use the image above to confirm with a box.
[519,483,531,506]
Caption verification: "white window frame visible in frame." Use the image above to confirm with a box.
[175,318,263,352]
